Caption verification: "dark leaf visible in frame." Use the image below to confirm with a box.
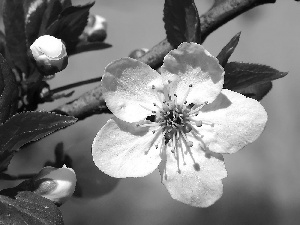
[24,0,48,47]
[163,0,201,47]
[0,31,6,57]
[217,32,241,67]
[0,111,77,172]
[0,191,64,225]
[236,81,272,101]
[38,0,64,36]
[0,54,19,124]
[46,2,95,52]
[223,62,287,91]
[60,0,72,8]
[3,0,29,74]
[69,41,112,55]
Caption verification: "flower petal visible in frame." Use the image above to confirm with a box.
[195,89,268,154]
[160,42,224,105]
[102,58,163,122]
[160,137,227,207]
[92,117,161,178]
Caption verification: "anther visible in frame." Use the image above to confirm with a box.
[195,121,202,127]
[187,141,193,147]
[182,84,193,105]
[182,123,192,133]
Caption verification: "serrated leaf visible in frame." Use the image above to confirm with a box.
[69,41,112,55]
[0,54,19,124]
[0,111,77,172]
[163,0,201,47]
[3,0,29,74]
[0,191,64,225]
[223,62,288,91]
[236,82,272,101]
[217,32,241,67]
[45,2,94,52]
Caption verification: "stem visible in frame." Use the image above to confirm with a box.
[51,77,102,94]
[54,0,277,120]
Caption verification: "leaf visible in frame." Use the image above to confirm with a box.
[3,0,29,74]
[60,0,72,8]
[0,54,19,124]
[163,0,201,47]
[69,41,112,55]
[0,31,6,57]
[24,0,49,48]
[236,81,272,101]
[0,191,64,225]
[0,111,77,172]
[217,32,241,67]
[45,2,95,52]
[223,62,288,91]
[38,0,64,36]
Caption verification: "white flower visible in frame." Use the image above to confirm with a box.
[92,42,268,207]
[30,35,68,75]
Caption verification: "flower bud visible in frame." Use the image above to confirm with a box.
[33,165,76,205]
[128,48,149,59]
[80,14,107,42]
[30,35,68,75]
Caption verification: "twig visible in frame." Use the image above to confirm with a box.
[51,77,102,94]
[54,0,276,120]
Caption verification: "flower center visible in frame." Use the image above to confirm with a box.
[137,80,214,174]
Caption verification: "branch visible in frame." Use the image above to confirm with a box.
[54,0,276,120]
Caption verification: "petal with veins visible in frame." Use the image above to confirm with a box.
[102,58,163,123]
[195,89,268,154]
[160,136,227,207]
[92,117,161,178]
[161,42,224,106]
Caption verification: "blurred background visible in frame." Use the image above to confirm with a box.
[2,0,300,224]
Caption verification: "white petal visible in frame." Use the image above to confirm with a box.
[160,136,227,207]
[195,89,268,154]
[92,117,162,178]
[102,58,163,122]
[161,42,224,105]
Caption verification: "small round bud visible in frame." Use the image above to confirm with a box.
[30,35,68,75]
[80,14,107,42]
[128,48,149,59]
[33,165,76,205]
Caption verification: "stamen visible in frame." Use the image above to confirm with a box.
[172,93,178,105]
[182,84,193,105]
[173,134,181,173]
[182,123,192,133]
[187,101,208,116]
[180,130,193,147]
[137,121,160,127]
[139,104,157,113]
